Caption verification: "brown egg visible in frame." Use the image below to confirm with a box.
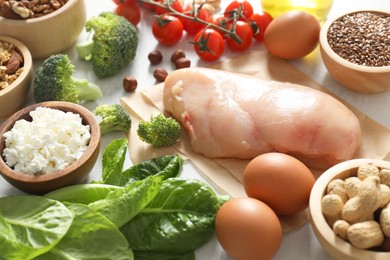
[264,10,320,59]
[243,152,315,216]
[216,197,282,260]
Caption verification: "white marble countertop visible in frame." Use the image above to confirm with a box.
[1,0,390,259]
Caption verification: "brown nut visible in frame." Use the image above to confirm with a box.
[174,57,191,69]
[153,68,168,82]
[148,50,163,65]
[123,76,137,92]
[171,49,186,63]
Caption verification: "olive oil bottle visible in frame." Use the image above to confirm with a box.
[261,0,334,21]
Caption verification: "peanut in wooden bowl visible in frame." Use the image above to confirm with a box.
[0,0,86,59]
[319,10,390,94]
[0,101,101,195]
[309,159,390,260]
[0,35,33,120]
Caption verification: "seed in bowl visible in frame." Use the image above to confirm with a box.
[0,0,70,19]
[321,163,390,250]
[327,11,390,67]
[2,107,91,175]
[0,39,24,90]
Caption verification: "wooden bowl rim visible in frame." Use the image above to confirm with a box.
[0,101,100,184]
[0,0,82,24]
[309,158,390,259]
[0,35,32,96]
[320,9,390,74]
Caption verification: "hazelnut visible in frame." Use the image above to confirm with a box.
[174,57,191,69]
[123,76,138,92]
[148,50,163,65]
[171,49,186,63]
[153,68,168,82]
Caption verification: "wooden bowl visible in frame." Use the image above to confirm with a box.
[0,101,101,195]
[0,0,86,59]
[319,10,390,94]
[309,159,390,260]
[0,35,33,120]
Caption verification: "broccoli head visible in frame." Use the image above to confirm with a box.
[137,113,181,147]
[95,104,132,135]
[33,54,102,103]
[76,12,138,78]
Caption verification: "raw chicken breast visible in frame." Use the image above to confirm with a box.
[163,68,361,169]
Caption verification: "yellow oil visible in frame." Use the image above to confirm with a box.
[261,0,334,21]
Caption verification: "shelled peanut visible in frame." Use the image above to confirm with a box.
[321,163,390,250]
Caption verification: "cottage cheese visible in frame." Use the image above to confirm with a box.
[2,107,91,175]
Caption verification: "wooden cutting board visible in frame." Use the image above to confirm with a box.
[121,46,390,232]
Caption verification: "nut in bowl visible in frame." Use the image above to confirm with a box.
[0,0,86,59]
[0,101,101,195]
[310,158,390,260]
[0,35,33,120]
[319,10,390,94]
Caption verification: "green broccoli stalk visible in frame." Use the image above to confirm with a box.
[137,113,181,147]
[95,104,132,135]
[33,54,102,103]
[76,12,138,78]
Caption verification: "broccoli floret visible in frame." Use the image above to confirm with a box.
[33,54,102,103]
[137,113,181,147]
[95,104,132,135]
[76,12,138,78]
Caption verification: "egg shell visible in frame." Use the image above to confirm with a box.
[243,152,315,216]
[215,197,282,260]
[263,10,320,59]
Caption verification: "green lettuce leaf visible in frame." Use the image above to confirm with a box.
[0,196,73,259]
[35,203,133,260]
[89,175,163,228]
[44,184,121,204]
[120,178,225,256]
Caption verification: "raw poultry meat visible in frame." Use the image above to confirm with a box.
[163,68,361,169]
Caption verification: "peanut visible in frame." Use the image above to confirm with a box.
[380,203,390,237]
[327,178,348,203]
[333,219,350,241]
[348,220,384,249]
[344,176,361,199]
[357,163,379,180]
[379,168,390,187]
[322,194,343,218]
[341,176,380,224]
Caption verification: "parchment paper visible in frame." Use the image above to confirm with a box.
[120,47,390,232]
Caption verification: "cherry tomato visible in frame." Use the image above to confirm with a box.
[152,15,184,46]
[115,2,141,26]
[155,0,183,15]
[249,12,273,42]
[226,21,253,51]
[193,28,225,61]
[224,0,254,21]
[206,13,231,38]
[182,5,209,35]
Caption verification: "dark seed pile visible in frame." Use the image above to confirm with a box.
[327,11,390,67]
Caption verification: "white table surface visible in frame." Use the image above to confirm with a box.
[1,0,390,259]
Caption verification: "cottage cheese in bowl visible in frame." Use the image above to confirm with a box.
[2,107,91,175]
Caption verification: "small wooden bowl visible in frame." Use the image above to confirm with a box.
[0,0,86,59]
[319,10,390,94]
[0,35,33,120]
[0,101,101,195]
[309,159,390,260]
